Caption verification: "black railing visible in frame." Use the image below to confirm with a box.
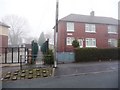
[0,47,29,64]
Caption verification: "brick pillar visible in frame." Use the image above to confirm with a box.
[28,49,32,64]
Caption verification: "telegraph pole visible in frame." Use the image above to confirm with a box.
[54,0,59,68]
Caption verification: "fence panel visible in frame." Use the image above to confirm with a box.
[57,52,75,63]
[0,47,28,64]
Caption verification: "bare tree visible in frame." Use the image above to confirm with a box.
[24,36,38,44]
[2,15,30,45]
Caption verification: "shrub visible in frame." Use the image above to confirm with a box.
[43,49,54,65]
[72,39,79,48]
[74,48,119,62]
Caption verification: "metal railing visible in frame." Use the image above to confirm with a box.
[0,47,28,64]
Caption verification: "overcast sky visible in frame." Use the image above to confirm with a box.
[0,0,119,38]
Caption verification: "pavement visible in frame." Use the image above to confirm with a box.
[54,60,118,76]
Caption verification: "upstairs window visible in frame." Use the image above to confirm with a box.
[85,24,96,33]
[108,25,117,34]
[67,22,74,32]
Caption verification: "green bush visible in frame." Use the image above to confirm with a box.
[43,49,54,65]
[74,48,119,62]
[72,39,79,48]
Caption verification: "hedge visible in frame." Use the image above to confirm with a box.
[74,48,119,62]
[43,49,54,65]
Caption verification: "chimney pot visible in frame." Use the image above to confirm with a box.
[90,11,95,16]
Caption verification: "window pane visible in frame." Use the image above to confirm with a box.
[66,37,74,45]
[108,39,117,47]
[85,24,96,33]
[91,24,95,31]
[108,25,117,34]
[67,22,74,32]
[86,38,96,47]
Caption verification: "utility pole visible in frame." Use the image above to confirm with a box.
[54,0,59,68]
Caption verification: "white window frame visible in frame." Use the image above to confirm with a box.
[78,39,83,48]
[66,22,74,32]
[108,39,118,47]
[85,24,96,33]
[86,38,96,47]
[66,37,74,45]
[108,25,118,34]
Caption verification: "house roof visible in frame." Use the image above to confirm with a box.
[60,14,118,25]
[0,21,10,28]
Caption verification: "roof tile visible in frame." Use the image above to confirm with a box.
[60,14,118,25]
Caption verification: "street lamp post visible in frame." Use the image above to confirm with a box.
[54,0,59,68]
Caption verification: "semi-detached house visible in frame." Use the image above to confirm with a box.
[57,11,118,52]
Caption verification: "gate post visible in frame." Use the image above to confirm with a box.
[18,47,20,63]
[28,49,32,64]
[25,48,27,64]
[5,48,7,63]
[20,55,22,70]
[11,48,13,63]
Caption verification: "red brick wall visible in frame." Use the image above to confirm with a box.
[57,21,66,52]
[57,21,118,52]
[0,35,8,53]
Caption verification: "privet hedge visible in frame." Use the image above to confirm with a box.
[74,48,119,62]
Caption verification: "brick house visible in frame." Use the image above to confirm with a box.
[57,12,118,52]
[0,22,10,53]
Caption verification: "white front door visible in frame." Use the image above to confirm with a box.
[78,39,83,48]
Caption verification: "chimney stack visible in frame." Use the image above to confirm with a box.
[90,11,95,16]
